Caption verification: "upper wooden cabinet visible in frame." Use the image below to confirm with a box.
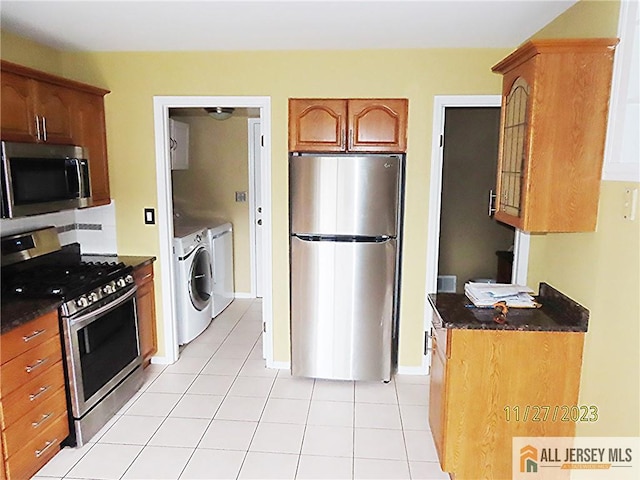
[492,38,618,233]
[72,90,110,205]
[1,68,74,144]
[289,98,408,153]
[1,60,111,206]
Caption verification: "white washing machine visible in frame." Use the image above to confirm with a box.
[208,222,235,318]
[173,226,213,345]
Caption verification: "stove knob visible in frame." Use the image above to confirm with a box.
[116,278,127,288]
[125,274,134,284]
[88,292,99,303]
[103,284,115,295]
[76,296,89,308]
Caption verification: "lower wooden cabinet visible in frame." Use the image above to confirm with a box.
[428,313,584,480]
[0,310,69,480]
[134,262,158,367]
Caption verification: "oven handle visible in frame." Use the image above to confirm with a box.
[68,285,138,329]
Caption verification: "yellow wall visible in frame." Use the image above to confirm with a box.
[171,114,252,294]
[527,0,640,436]
[48,48,509,365]
[0,30,64,75]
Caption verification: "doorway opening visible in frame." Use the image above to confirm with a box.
[152,96,273,366]
[423,95,530,370]
[438,106,515,292]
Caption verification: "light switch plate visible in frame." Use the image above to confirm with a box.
[235,191,247,202]
[144,208,155,225]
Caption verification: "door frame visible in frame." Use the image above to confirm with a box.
[152,96,273,366]
[247,117,262,299]
[423,95,530,368]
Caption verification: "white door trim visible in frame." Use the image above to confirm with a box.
[423,95,530,370]
[247,118,261,299]
[152,96,273,366]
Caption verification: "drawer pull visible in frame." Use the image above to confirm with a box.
[32,412,53,429]
[25,357,48,373]
[23,329,46,342]
[29,385,52,401]
[35,438,57,458]
[139,273,153,281]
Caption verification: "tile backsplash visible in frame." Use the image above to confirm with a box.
[0,201,118,254]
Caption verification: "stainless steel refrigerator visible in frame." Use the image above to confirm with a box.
[289,153,404,382]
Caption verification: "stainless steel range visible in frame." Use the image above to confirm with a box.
[1,226,143,446]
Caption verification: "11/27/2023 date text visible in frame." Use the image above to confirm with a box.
[504,405,599,422]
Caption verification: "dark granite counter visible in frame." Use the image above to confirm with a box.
[2,252,155,335]
[82,254,156,270]
[1,298,62,335]
[428,282,588,332]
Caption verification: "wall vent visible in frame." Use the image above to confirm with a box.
[437,275,457,293]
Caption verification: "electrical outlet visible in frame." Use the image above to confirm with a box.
[235,191,247,203]
[623,188,638,221]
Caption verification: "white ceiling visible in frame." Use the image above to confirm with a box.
[0,0,578,52]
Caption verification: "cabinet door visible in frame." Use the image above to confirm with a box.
[134,264,157,367]
[289,99,347,152]
[428,325,447,469]
[495,69,533,230]
[1,72,37,142]
[35,82,74,144]
[170,118,190,170]
[348,99,408,153]
[72,91,110,205]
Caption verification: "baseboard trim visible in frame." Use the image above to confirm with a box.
[267,360,290,370]
[397,365,428,376]
[150,355,173,365]
[234,292,255,299]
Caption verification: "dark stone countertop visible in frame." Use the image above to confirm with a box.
[1,297,62,335]
[82,254,156,270]
[1,254,156,335]
[428,282,588,332]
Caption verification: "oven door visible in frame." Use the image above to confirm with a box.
[62,285,141,418]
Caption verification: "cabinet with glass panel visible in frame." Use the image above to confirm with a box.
[492,38,617,232]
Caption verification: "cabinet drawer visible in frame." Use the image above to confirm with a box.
[133,263,154,285]
[1,337,62,398]
[4,414,68,480]
[1,311,59,365]
[1,360,65,429]
[2,388,67,458]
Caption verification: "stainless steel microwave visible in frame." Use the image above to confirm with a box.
[1,141,92,218]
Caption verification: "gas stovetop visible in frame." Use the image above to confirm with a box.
[2,242,134,317]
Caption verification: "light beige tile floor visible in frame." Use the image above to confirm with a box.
[34,298,448,480]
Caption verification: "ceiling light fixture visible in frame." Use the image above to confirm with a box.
[205,107,234,120]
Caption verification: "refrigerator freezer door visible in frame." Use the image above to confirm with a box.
[290,236,397,381]
[290,154,401,237]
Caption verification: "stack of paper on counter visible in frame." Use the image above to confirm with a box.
[464,282,538,308]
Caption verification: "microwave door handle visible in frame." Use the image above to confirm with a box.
[75,160,83,196]
[65,159,81,196]
[1,156,15,217]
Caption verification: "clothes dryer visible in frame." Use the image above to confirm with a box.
[208,222,234,318]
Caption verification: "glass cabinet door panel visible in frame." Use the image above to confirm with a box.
[500,77,529,217]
